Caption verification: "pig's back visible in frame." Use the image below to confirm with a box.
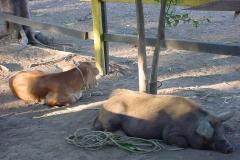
[106,89,199,119]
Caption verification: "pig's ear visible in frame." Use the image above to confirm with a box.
[196,119,214,139]
[217,111,234,122]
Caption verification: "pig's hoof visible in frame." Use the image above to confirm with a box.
[222,145,234,154]
[221,146,234,154]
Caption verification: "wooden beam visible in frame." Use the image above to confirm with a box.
[1,12,238,58]
[91,0,107,75]
[104,33,138,44]
[100,0,216,6]
[135,0,148,93]
[185,0,240,11]
[101,1,110,74]
[164,40,240,56]
[0,12,89,39]
[104,33,240,56]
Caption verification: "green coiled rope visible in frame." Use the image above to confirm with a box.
[66,128,184,153]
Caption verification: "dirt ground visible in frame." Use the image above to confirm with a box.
[0,0,240,160]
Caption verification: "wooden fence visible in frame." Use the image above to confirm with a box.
[0,0,240,92]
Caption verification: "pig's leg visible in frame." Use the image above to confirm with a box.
[164,134,188,148]
[92,109,121,131]
[92,115,126,137]
[100,115,122,132]
[92,116,103,131]
[44,92,59,107]
[211,139,234,154]
[45,92,74,107]
[163,125,188,148]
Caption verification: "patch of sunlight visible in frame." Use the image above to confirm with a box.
[159,64,240,81]
[158,80,240,94]
[1,100,27,110]
[0,107,58,117]
[210,54,231,60]
[33,100,106,119]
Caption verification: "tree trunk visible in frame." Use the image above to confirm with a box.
[149,0,166,94]
[135,0,148,93]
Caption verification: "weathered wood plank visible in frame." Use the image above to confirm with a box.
[100,0,216,6]
[104,33,138,44]
[135,0,148,93]
[0,12,89,39]
[101,1,110,74]
[104,33,240,56]
[164,40,240,56]
[185,0,240,11]
[1,12,239,57]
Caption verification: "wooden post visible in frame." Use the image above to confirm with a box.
[149,0,166,94]
[101,1,109,74]
[91,0,108,75]
[135,0,148,93]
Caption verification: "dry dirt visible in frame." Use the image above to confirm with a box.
[0,0,240,160]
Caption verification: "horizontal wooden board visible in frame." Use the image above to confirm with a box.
[104,33,240,56]
[0,13,239,56]
[185,0,240,11]
[83,0,215,6]
[0,13,90,39]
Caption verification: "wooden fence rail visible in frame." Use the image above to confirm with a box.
[1,12,239,56]
[104,34,240,56]
[0,13,92,40]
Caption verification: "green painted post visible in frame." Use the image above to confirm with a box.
[91,0,108,75]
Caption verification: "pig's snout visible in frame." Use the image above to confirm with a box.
[213,140,234,154]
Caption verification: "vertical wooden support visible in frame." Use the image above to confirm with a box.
[91,0,108,75]
[135,0,148,93]
[149,0,166,94]
[101,1,109,74]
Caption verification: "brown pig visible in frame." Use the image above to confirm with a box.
[9,62,99,107]
[93,89,234,153]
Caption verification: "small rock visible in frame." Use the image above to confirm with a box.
[91,91,104,96]
[0,65,10,72]
[29,64,38,68]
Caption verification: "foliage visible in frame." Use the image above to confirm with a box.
[155,0,210,27]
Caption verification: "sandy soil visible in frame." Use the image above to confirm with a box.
[0,1,240,160]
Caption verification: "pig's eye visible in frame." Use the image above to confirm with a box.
[210,120,221,127]
[201,131,215,143]
[203,139,209,145]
